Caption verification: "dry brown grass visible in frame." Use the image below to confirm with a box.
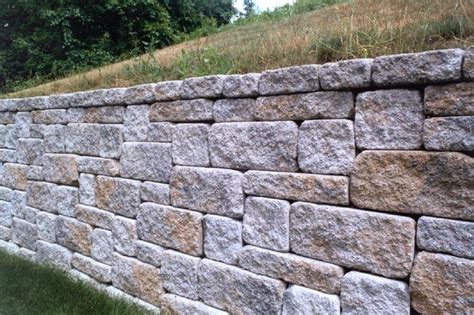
[7,0,473,98]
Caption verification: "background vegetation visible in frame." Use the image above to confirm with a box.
[0,250,150,315]
[2,0,473,98]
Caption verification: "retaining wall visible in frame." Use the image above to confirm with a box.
[0,47,473,314]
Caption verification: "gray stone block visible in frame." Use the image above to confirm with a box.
[320,58,373,90]
[172,124,210,166]
[203,214,242,265]
[423,117,474,151]
[282,285,340,315]
[259,65,320,95]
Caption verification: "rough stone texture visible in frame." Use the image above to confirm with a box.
[36,241,72,270]
[27,165,43,180]
[0,201,12,227]
[244,171,349,205]
[137,203,203,256]
[79,174,96,206]
[291,202,416,278]
[150,99,213,122]
[3,163,29,190]
[424,82,474,116]
[65,124,122,158]
[76,204,113,229]
[10,190,27,219]
[209,122,298,171]
[170,166,244,218]
[243,197,289,252]
[123,105,149,142]
[140,182,169,205]
[135,240,164,267]
[298,119,355,175]
[355,90,424,149]
[71,253,112,283]
[410,252,474,314]
[161,294,228,315]
[223,73,260,98]
[120,142,172,182]
[95,176,141,218]
[282,285,340,315]
[16,138,44,165]
[259,65,320,95]
[203,215,242,265]
[112,216,137,256]
[417,216,473,259]
[161,250,200,299]
[464,46,474,79]
[111,253,163,306]
[180,75,225,99]
[351,151,474,220]
[105,286,161,314]
[0,226,10,240]
[56,216,92,255]
[423,117,474,151]
[36,211,57,242]
[91,228,114,265]
[0,187,12,201]
[240,246,343,294]
[148,122,175,142]
[172,124,210,166]
[213,98,256,122]
[78,157,120,176]
[11,218,37,250]
[43,124,66,153]
[26,181,78,216]
[83,106,125,123]
[199,259,286,315]
[42,154,78,185]
[153,80,182,102]
[0,149,16,163]
[372,49,464,85]
[32,109,68,124]
[255,92,353,121]
[320,58,373,90]
[341,271,410,315]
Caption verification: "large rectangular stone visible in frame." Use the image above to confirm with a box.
[298,119,355,175]
[32,109,68,124]
[56,216,92,255]
[11,218,37,250]
[170,166,244,218]
[91,229,114,265]
[123,105,149,142]
[319,58,373,90]
[410,252,473,314]
[112,216,137,256]
[150,99,213,122]
[77,156,120,176]
[424,82,474,116]
[209,122,298,171]
[42,154,79,185]
[180,75,225,99]
[290,202,416,278]
[76,204,114,230]
[16,138,44,165]
[199,259,286,314]
[259,65,320,95]
[203,214,242,265]
[95,176,141,218]
[26,182,78,216]
[71,253,112,283]
[137,203,203,256]
[350,151,474,220]
[36,211,57,243]
[83,106,125,123]
[120,142,172,182]
[255,92,353,121]
[36,241,72,270]
[65,124,122,158]
[213,98,256,122]
[372,49,463,86]
[140,182,169,205]
[239,246,343,294]
[423,117,473,151]
[282,285,340,315]
[417,216,473,259]
[244,171,349,205]
[3,163,28,190]
[161,250,200,300]
[222,73,259,98]
[111,254,163,306]
[172,124,210,166]
[355,90,424,150]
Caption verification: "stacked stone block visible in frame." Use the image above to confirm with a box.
[0,47,472,314]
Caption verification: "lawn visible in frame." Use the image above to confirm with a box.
[0,250,149,315]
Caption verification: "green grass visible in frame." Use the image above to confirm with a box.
[0,250,149,315]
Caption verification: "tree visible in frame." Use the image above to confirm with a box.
[244,0,256,17]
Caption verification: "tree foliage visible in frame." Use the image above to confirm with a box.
[0,0,236,92]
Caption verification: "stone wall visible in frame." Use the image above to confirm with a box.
[0,47,473,314]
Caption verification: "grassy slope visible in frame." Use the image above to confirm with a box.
[6,0,473,98]
[0,250,148,315]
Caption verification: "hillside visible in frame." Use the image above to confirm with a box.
[6,0,473,98]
